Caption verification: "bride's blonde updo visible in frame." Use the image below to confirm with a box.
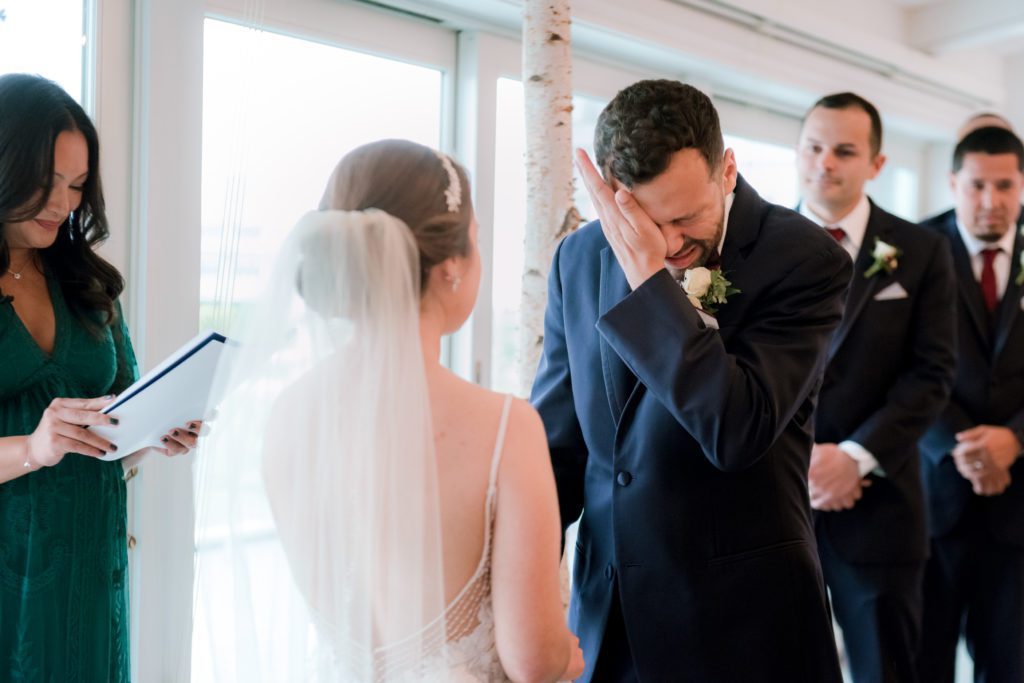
[319,139,474,294]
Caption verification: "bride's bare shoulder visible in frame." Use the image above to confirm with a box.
[435,372,545,446]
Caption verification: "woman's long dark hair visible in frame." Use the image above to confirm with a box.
[0,74,123,332]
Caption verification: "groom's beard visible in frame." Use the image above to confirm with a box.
[668,209,726,281]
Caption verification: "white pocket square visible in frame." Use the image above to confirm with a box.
[874,282,909,301]
[697,309,720,330]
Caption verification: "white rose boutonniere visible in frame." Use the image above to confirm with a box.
[864,238,901,279]
[680,266,739,315]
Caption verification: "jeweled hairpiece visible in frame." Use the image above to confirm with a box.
[434,151,462,213]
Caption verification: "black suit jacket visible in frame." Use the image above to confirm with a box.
[814,201,956,563]
[531,176,849,682]
[919,211,1024,546]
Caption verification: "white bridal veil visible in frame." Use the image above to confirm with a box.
[193,209,449,681]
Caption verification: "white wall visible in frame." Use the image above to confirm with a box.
[1003,51,1024,132]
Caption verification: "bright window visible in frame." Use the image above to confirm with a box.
[199,17,444,332]
[194,17,447,681]
[490,77,605,394]
[0,0,86,101]
[873,164,920,220]
[723,134,799,208]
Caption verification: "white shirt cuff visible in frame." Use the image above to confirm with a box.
[838,440,882,477]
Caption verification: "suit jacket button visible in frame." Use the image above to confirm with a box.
[605,564,614,580]
[616,471,632,487]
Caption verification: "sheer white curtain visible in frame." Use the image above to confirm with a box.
[191,4,454,679]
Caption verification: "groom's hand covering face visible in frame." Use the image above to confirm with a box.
[627,147,736,280]
[576,146,737,288]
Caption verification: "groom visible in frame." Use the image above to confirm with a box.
[531,80,849,681]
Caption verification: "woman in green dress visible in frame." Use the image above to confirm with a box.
[0,74,198,681]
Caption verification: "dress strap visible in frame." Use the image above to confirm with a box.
[487,395,513,494]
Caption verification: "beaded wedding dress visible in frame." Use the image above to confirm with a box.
[386,395,513,682]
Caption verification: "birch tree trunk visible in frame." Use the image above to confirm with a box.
[518,0,580,398]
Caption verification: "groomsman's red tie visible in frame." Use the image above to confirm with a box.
[980,247,1000,313]
[825,227,847,243]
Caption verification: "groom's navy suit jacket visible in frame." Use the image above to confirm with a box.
[814,201,956,564]
[919,211,1024,546]
[532,176,850,682]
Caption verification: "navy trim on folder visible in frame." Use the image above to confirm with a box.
[102,331,228,414]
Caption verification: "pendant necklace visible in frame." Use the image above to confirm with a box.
[7,255,34,280]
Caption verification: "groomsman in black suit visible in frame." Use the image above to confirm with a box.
[918,126,1024,683]
[929,113,1020,230]
[532,80,848,682]
[796,92,957,683]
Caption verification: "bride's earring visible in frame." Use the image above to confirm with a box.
[446,274,461,293]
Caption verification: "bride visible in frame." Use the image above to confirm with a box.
[195,139,584,682]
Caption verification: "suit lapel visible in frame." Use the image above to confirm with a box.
[993,223,1024,359]
[595,175,763,420]
[714,175,761,330]
[599,247,638,423]
[828,203,888,359]
[945,218,993,347]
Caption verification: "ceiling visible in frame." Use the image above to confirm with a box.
[900,0,1024,56]
[357,0,1022,135]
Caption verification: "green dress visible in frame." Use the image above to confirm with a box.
[0,273,138,682]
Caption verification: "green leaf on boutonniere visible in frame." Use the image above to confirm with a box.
[681,267,740,315]
[864,237,902,279]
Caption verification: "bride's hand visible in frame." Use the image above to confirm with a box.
[561,633,585,681]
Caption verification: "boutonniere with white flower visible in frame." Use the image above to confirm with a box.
[864,238,901,279]
[680,266,740,315]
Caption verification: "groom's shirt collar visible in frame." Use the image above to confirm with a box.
[720,192,734,256]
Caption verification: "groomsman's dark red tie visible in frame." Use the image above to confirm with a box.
[825,227,847,243]
[980,247,1000,313]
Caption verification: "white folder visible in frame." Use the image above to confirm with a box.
[92,330,229,460]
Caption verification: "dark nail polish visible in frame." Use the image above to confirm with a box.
[161,437,169,443]
[188,430,198,438]
[188,422,198,430]
[109,417,120,426]
[172,430,179,436]
[109,444,117,451]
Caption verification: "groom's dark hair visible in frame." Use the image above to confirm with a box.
[594,80,724,187]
